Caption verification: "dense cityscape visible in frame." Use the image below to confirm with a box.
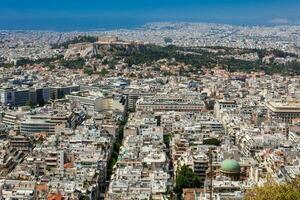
[0,21,300,200]
[1,22,300,61]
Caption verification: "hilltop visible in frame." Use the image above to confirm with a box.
[4,35,300,76]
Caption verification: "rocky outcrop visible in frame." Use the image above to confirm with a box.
[64,41,148,60]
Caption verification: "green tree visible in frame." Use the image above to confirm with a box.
[94,54,103,59]
[47,64,55,71]
[163,133,171,148]
[203,138,221,146]
[60,58,85,69]
[175,165,201,197]
[164,37,173,44]
[84,67,94,75]
[25,100,35,108]
[244,178,300,200]
[106,113,129,180]
[99,69,109,76]
[152,65,161,71]
[0,62,14,68]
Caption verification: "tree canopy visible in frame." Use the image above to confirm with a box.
[244,178,300,200]
[203,138,221,146]
[175,165,202,196]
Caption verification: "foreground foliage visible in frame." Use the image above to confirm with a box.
[244,178,300,200]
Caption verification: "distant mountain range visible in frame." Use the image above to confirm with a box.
[266,16,300,25]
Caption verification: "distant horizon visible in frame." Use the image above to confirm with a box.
[1,0,299,32]
[1,19,300,32]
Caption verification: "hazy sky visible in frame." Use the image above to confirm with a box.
[1,0,300,30]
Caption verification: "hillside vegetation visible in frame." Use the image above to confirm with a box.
[9,37,300,76]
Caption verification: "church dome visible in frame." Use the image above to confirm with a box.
[220,159,241,173]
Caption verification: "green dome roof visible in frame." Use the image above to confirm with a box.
[220,159,241,173]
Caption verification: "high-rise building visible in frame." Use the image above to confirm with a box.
[14,89,30,106]
[0,87,15,106]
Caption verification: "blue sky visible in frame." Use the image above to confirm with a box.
[1,0,300,30]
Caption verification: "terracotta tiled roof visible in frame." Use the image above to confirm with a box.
[36,184,48,191]
[64,162,74,169]
[47,193,63,200]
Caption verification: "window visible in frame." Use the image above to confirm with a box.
[7,92,12,101]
